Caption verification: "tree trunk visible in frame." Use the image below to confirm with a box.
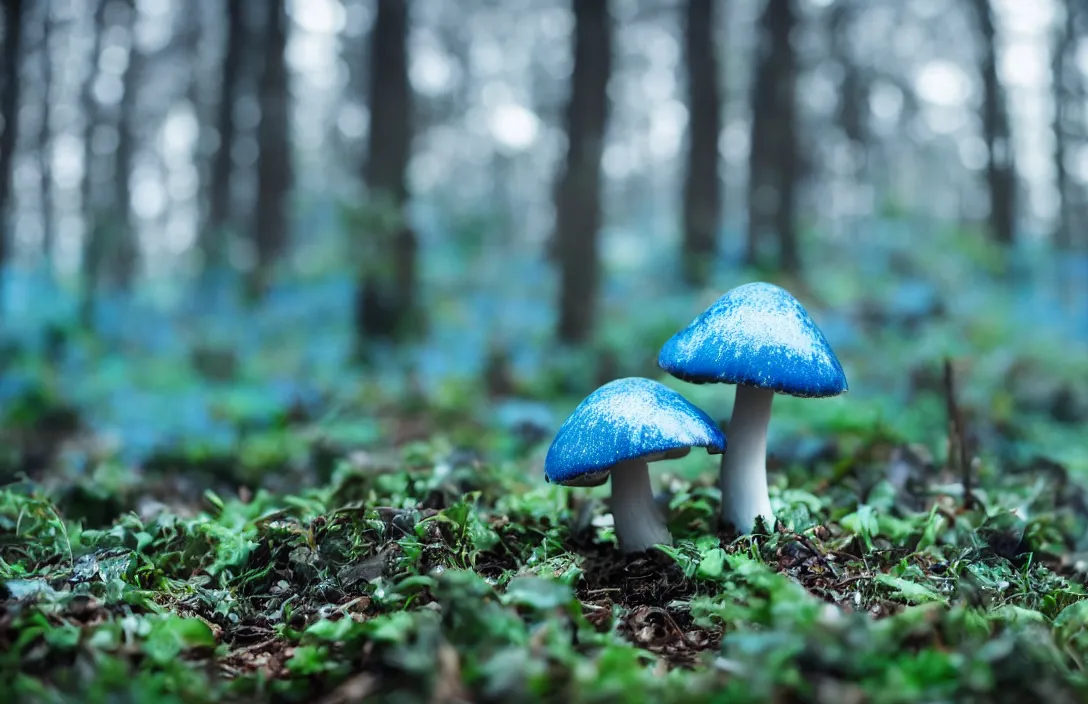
[0,0,24,309]
[681,0,723,288]
[554,0,613,344]
[37,3,54,266]
[775,3,800,278]
[1052,2,1076,251]
[109,0,141,290]
[79,0,108,328]
[830,1,866,148]
[179,1,207,271]
[970,0,1016,246]
[746,0,800,275]
[357,0,418,346]
[204,0,243,274]
[746,67,772,267]
[251,0,292,295]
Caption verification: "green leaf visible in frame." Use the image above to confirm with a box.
[3,578,58,601]
[874,574,947,605]
[990,605,1048,626]
[502,576,573,611]
[305,618,362,643]
[143,615,216,665]
[43,623,82,650]
[365,612,417,644]
[285,645,332,676]
[135,531,154,552]
[696,548,726,581]
[1054,601,1088,635]
[917,505,944,551]
[841,505,878,550]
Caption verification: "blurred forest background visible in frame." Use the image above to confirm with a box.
[7,4,1088,700]
[0,0,1086,471]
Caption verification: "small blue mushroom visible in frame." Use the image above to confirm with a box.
[545,377,726,553]
[658,282,848,534]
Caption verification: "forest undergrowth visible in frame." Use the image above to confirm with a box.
[2,260,1088,703]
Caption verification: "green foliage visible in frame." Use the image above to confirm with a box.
[6,410,1088,703]
[3,230,1088,701]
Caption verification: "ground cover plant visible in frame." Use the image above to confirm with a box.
[1,235,1087,703]
[4,0,1088,701]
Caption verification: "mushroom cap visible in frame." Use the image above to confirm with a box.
[544,377,727,487]
[658,282,848,398]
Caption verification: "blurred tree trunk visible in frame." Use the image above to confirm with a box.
[109,0,141,291]
[356,0,418,346]
[37,3,54,267]
[681,0,722,288]
[204,0,243,275]
[1052,2,1077,251]
[0,0,24,311]
[179,3,207,268]
[554,0,613,344]
[746,0,800,275]
[250,0,292,296]
[79,0,108,328]
[1052,2,1085,307]
[969,0,1016,246]
[828,0,867,242]
[830,0,866,148]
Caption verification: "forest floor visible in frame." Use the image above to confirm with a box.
[2,247,1088,703]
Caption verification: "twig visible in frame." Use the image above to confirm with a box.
[943,358,974,509]
[660,608,704,648]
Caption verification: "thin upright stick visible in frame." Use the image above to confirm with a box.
[942,358,974,509]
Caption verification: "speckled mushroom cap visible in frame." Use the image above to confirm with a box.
[544,377,727,487]
[658,282,848,398]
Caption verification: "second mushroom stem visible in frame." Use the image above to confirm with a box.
[609,458,673,553]
[720,384,776,533]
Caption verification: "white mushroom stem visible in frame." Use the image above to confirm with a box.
[720,384,776,533]
[609,458,673,553]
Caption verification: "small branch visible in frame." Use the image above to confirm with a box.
[942,358,974,509]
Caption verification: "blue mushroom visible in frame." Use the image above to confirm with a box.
[658,282,847,534]
[545,377,727,553]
